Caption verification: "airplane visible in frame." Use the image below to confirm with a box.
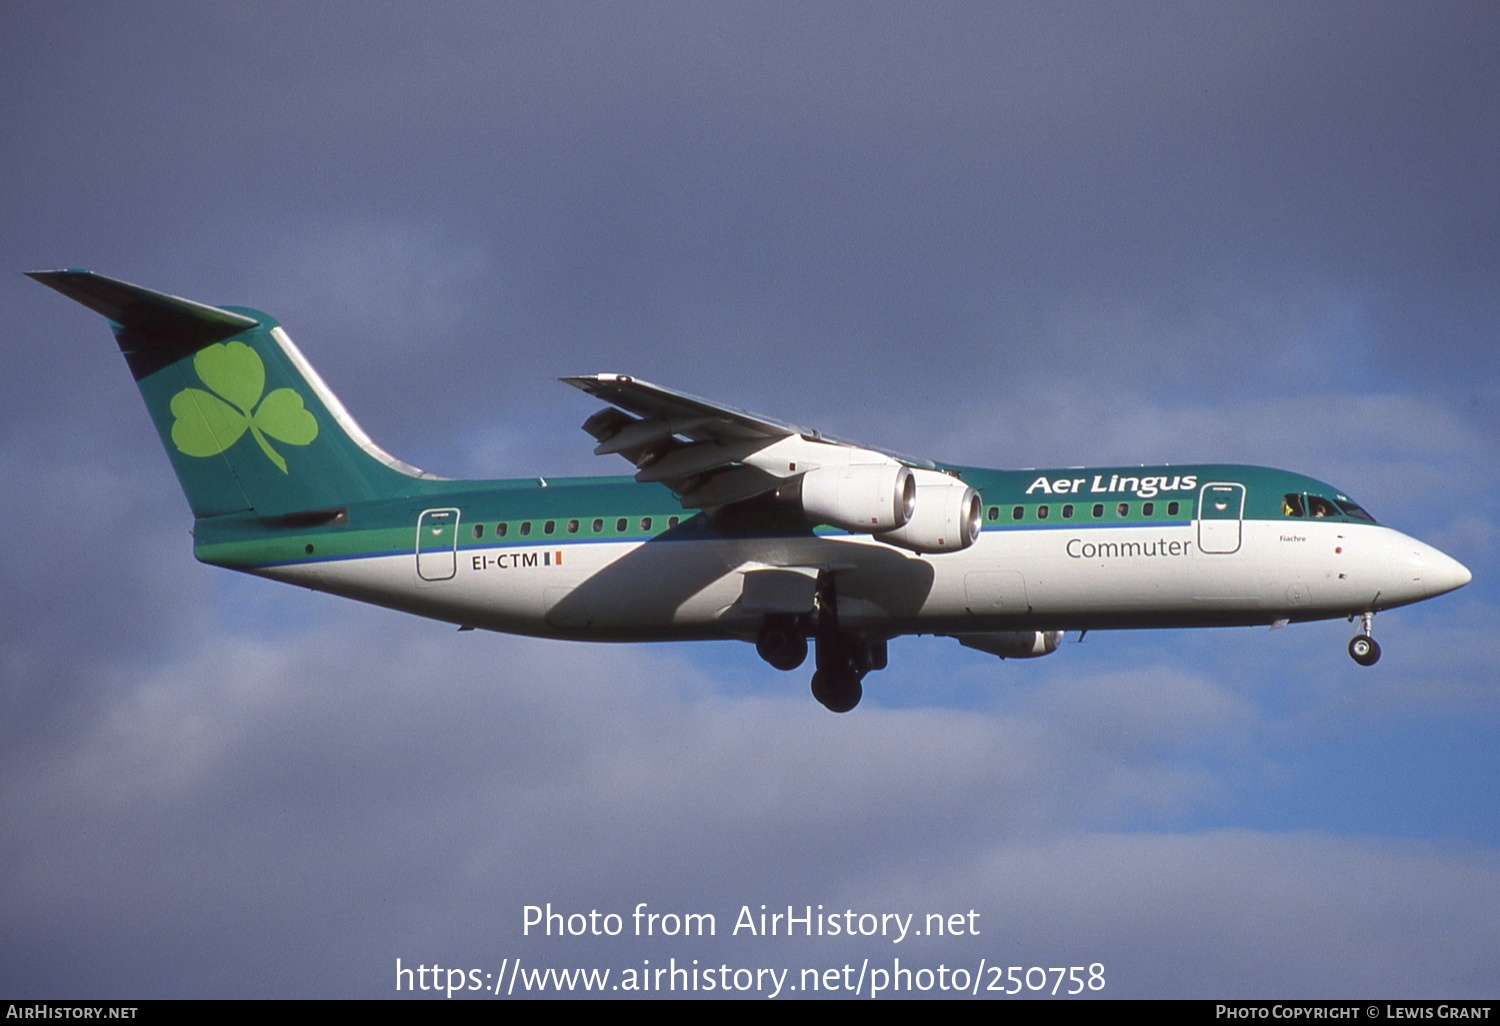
[30,269,1473,712]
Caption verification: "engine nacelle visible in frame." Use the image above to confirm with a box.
[874,469,981,553]
[953,630,1063,659]
[787,464,915,534]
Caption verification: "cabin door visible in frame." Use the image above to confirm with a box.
[416,508,460,581]
[1196,483,1244,554]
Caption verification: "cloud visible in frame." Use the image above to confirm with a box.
[890,830,1500,998]
[3,611,1495,996]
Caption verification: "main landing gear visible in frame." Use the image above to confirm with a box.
[1348,610,1381,666]
[753,575,885,713]
[810,634,886,713]
[755,614,809,671]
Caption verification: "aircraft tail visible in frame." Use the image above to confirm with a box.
[29,270,430,518]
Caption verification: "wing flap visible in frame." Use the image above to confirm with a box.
[677,466,780,508]
[563,374,933,509]
[634,438,770,484]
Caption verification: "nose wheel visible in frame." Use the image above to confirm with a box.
[1348,611,1381,666]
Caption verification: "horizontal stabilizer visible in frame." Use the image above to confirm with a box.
[28,269,259,377]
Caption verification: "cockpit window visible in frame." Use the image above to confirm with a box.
[1336,499,1376,523]
[1282,493,1306,517]
[1307,495,1340,519]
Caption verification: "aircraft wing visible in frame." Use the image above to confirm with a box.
[562,374,933,508]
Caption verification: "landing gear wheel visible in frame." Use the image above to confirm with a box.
[1349,634,1381,666]
[756,624,808,671]
[811,669,863,713]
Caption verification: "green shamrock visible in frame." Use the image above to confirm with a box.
[169,342,318,474]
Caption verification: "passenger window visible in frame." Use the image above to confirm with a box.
[567,519,579,534]
[668,516,679,528]
[616,518,628,532]
[1062,504,1074,519]
[1142,502,1154,516]
[592,518,603,532]
[1037,505,1049,520]
[1012,506,1024,521]
[987,506,999,522]
[1092,503,1104,518]
[1167,502,1179,517]
[472,524,484,539]
[1283,493,1306,517]
[544,520,555,535]
[641,517,652,532]
[520,522,531,537]
[497,523,507,537]
[1116,502,1129,517]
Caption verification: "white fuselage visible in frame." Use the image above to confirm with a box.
[261,515,1468,643]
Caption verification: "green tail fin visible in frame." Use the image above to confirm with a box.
[29,270,429,518]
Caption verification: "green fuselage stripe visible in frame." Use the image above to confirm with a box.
[192,463,1371,570]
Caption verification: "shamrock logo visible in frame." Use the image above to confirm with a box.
[169,342,318,474]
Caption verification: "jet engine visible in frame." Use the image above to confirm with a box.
[953,630,1063,659]
[874,469,981,553]
[780,464,916,534]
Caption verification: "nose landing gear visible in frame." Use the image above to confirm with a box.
[1348,611,1381,666]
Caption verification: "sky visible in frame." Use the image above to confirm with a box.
[2,1,1497,1000]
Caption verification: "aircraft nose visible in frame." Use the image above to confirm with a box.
[1412,543,1471,598]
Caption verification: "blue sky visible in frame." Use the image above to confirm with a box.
[2,1,1496,998]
